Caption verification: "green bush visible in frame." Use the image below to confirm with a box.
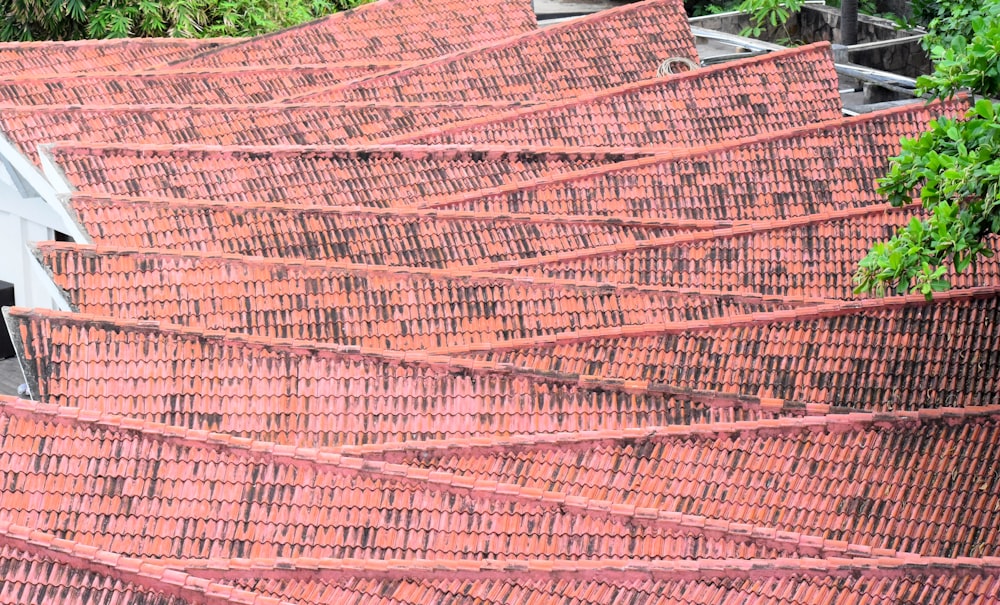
[854,0,1000,298]
[0,0,364,40]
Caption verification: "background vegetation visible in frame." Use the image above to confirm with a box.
[0,0,364,40]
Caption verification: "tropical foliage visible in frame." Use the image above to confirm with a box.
[0,0,363,40]
[854,0,1000,297]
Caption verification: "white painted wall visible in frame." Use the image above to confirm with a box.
[0,158,72,310]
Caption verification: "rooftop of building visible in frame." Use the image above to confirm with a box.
[0,0,996,602]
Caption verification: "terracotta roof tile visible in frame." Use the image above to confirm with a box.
[429,97,971,216]
[45,144,638,206]
[0,395,783,561]
[293,0,698,104]
[397,410,1000,557]
[48,98,960,216]
[389,43,842,147]
[65,193,694,267]
[3,306,786,448]
[457,290,1000,412]
[228,573,1000,605]
[0,37,234,76]
[168,0,537,68]
[0,45,837,167]
[496,207,1000,300]
[35,242,793,350]
[0,545,189,605]
[0,102,519,165]
[0,519,283,605]
[0,63,397,106]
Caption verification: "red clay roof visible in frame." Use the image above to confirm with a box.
[0,518,277,605]
[0,37,233,76]
[0,63,398,106]
[0,102,518,164]
[293,0,698,104]
[427,97,971,216]
[0,391,783,562]
[63,192,694,265]
[3,3,1000,601]
[0,43,839,167]
[45,143,639,205]
[167,0,537,68]
[386,42,842,147]
[35,242,789,349]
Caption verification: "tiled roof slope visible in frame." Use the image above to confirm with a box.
[45,144,638,206]
[292,0,699,104]
[0,37,233,76]
[35,243,790,350]
[4,306,793,447]
[64,194,693,266]
[45,96,942,213]
[0,522,278,605]
[218,570,1000,605]
[431,97,970,217]
[401,410,1000,558]
[0,102,518,165]
[499,207,1000,300]
[61,200,999,301]
[451,289,1000,412]
[0,63,396,106]
[0,393,784,562]
[168,0,537,68]
[0,44,840,167]
[390,43,842,147]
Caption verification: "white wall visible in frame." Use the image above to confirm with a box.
[0,159,71,310]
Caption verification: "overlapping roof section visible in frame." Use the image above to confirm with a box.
[0,40,839,166]
[63,193,692,265]
[0,63,397,106]
[0,102,511,163]
[294,0,699,103]
[3,0,1000,601]
[391,42,841,147]
[0,37,233,75]
[44,144,634,207]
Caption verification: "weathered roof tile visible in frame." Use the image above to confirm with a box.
[168,0,537,68]
[393,42,842,147]
[0,37,233,76]
[295,0,698,104]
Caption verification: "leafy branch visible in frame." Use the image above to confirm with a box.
[854,0,1000,299]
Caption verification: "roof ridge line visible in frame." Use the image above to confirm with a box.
[0,100,528,111]
[476,203,896,272]
[34,241,837,307]
[427,285,1000,356]
[0,516,291,605]
[0,394,906,560]
[0,306,862,408]
[67,192,739,229]
[161,555,1000,582]
[0,61,404,81]
[44,139,646,160]
[381,42,834,145]
[281,0,694,103]
[414,96,970,211]
[322,406,1000,459]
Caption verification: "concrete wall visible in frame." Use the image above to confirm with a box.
[849,36,931,78]
[690,4,931,75]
